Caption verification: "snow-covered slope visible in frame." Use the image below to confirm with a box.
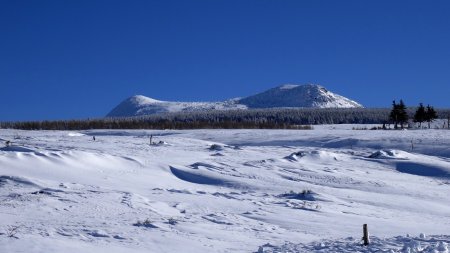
[238,84,362,108]
[107,84,362,117]
[107,95,245,117]
[1,126,450,252]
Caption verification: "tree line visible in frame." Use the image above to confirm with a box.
[1,107,449,131]
[389,100,440,129]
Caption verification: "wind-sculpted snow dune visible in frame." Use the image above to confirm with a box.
[368,149,450,178]
[0,125,450,252]
[259,234,450,253]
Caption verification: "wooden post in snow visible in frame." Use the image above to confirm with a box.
[363,224,369,246]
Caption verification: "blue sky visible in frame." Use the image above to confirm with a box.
[1,0,450,121]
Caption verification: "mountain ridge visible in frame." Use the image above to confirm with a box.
[107,84,363,117]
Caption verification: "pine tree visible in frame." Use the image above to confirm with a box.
[389,100,408,129]
[447,113,450,129]
[413,103,426,128]
[425,104,438,129]
[389,100,399,129]
[397,100,408,129]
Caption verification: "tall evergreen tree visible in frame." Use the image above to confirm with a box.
[413,103,426,128]
[389,100,399,129]
[397,100,408,128]
[447,113,450,129]
[425,104,438,129]
[390,100,408,129]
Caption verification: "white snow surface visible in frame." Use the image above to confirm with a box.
[1,125,450,252]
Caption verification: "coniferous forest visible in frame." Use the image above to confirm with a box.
[2,107,450,130]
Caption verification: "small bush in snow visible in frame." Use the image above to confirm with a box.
[5,225,21,238]
[167,218,177,225]
[133,219,157,228]
[209,144,223,151]
[278,190,315,201]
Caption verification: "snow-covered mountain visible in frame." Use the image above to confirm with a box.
[238,84,362,109]
[107,95,246,117]
[107,84,362,117]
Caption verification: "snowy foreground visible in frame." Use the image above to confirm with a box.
[1,125,450,252]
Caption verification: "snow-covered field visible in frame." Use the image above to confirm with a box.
[1,125,450,252]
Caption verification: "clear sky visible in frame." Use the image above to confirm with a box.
[1,0,450,121]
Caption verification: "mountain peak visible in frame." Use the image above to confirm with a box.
[107,95,165,117]
[277,83,322,90]
[128,95,162,104]
[238,84,362,109]
[278,84,300,90]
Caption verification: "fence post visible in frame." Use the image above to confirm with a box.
[363,224,369,246]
